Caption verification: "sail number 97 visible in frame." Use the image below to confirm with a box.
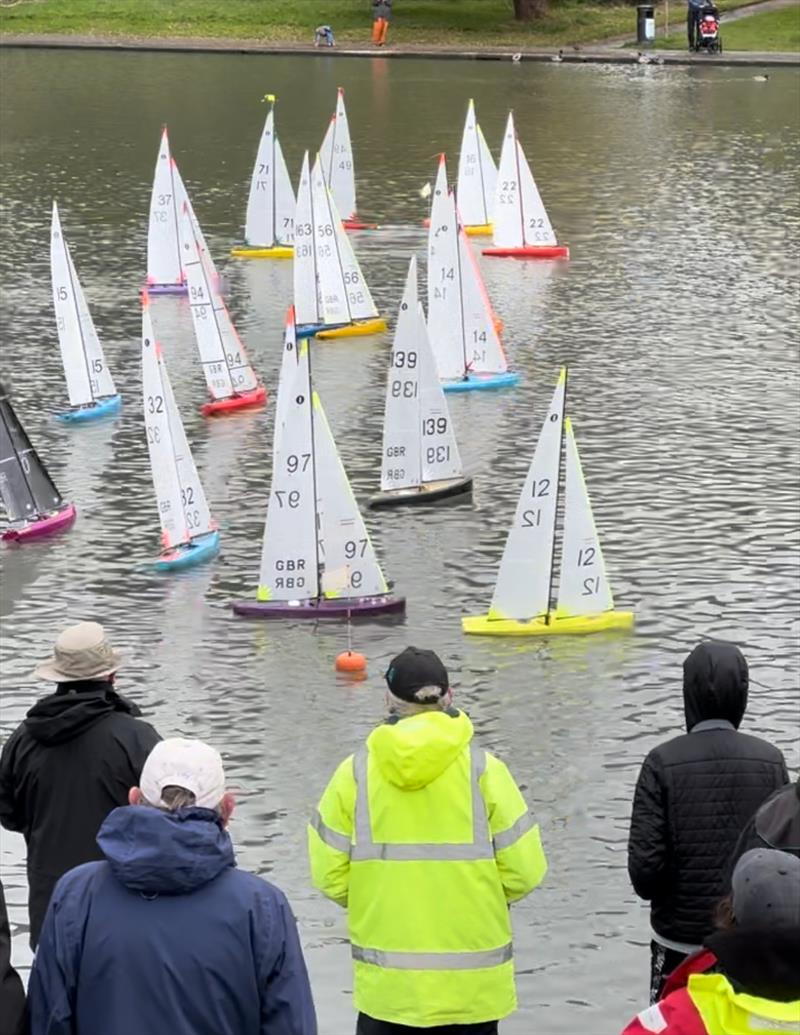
[274,490,301,508]
[286,453,311,474]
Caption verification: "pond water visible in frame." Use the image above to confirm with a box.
[0,48,798,1033]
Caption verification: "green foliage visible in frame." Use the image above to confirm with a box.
[654,3,799,49]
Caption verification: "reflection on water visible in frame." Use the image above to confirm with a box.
[1,49,799,1034]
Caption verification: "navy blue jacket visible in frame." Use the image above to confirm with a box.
[28,805,317,1035]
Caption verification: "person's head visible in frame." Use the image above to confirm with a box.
[720,848,800,930]
[34,621,122,688]
[384,646,452,717]
[682,640,748,731]
[129,737,235,826]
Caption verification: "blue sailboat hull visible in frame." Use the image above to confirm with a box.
[56,395,122,423]
[154,531,220,573]
[442,372,521,394]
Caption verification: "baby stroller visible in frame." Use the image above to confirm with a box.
[695,2,722,53]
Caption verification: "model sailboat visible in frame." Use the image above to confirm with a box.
[0,381,76,542]
[141,294,220,572]
[51,202,121,423]
[483,112,569,260]
[428,156,519,393]
[463,368,632,635]
[231,95,295,259]
[233,310,404,620]
[180,205,267,416]
[370,257,472,508]
[456,99,498,238]
[320,88,373,230]
[293,152,386,340]
[146,127,189,293]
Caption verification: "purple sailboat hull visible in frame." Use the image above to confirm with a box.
[232,594,406,620]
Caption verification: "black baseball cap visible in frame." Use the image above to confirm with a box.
[385,647,449,703]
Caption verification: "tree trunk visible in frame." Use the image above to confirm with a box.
[513,0,548,20]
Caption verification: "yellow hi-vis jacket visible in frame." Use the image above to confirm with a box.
[308,709,548,1027]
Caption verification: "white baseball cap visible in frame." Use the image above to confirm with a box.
[140,738,226,810]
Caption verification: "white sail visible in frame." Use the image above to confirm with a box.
[489,369,566,620]
[164,358,215,541]
[258,340,318,602]
[51,203,92,407]
[311,157,350,326]
[273,307,300,463]
[293,152,321,327]
[320,87,356,221]
[313,393,388,599]
[142,305,188,550]
[518,138,557,247]
[380,258,423,492]
[418,304,463,483]
[244,106,295,248]
[181,207,258,399]
[67,248,116,399]
[147,128,184,288]
[457,231,507,375]
[493,113,524,249]
[556,419,614,616]
[330,193,378,322]
[427,158,465,381]
[456,100,497,228]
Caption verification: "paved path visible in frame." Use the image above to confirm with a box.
[0,32,797,66]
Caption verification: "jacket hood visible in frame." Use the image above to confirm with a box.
[683,641,748,731]
[705,926,800,1001]
[24,682,142,745]
[367,708,473,790]
[97,805,235,895]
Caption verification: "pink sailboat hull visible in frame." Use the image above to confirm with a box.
[2,504,77,542]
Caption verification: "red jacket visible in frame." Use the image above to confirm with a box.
[622,990,706,1035]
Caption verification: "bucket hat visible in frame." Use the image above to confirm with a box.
[34,622,123,682]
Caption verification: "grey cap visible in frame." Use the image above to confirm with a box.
[731,848,800,927]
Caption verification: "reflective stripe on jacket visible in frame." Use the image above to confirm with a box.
[622,974,800,1035]
[308,709,547,1027]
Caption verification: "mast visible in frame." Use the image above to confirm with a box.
[544,364,568,624]
[511,114,526,246]
[62,237,95,403]
[167,143,183,279]
[306,343,323,601]
[453,194,469,375]
[271,103,277,248]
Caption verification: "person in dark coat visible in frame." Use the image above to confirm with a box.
[730,775,800,866]
[0,622,160,947]
[28,737,317,1035]
[0,879,26,1035]
[627,640,788,1003]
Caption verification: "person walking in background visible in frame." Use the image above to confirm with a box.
[627,640,788,1004]
[371,0,392,46]
[687,0,703,48]
[28,737,316,1035]
[0,621,160,947]
[730,774,800,865]
[309,646,548,1034]
[621,848,800,1034]
[0,879,26,1035]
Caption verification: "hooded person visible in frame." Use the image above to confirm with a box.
[627,641,788,1003]
[0,621,160,947]
[28,737,317,1035]
[622,848,800,1034]
[308,646,548,1035]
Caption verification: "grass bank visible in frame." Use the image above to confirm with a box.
[654,4,800,48]
[0,0,781,48]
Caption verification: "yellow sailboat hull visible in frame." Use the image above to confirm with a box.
[316,317,388,340]
[464,223,494,238]
[462,610,635,637]
[230,245,294,259]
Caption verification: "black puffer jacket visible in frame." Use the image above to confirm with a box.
[0,681,160,947]
[627,642,788,945]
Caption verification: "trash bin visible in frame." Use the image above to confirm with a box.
[637,3,656,45]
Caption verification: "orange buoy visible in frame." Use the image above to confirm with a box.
[335,650,367,674]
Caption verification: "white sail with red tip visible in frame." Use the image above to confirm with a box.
[320,87,356,222]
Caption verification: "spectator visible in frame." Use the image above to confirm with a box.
[621,848,800,1034]
[0,621,160,946]
[627,640,788,1003]
[0,879,25,1035]
[687,0,703,48]
[309,646,547,1034]
[731,774,800,865]
[28,737,316,1035]
[372,0,392,46]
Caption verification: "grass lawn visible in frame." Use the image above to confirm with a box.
[654,4,800,49]
[0,0,729,46]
